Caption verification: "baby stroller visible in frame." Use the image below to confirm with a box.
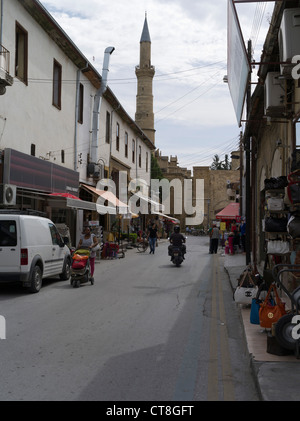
[70,248,94,288]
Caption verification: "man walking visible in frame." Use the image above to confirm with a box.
[210,224,220,254]
[147,223,158,254]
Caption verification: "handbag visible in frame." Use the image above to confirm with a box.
[287,182,300,204]
[266,197,284,211]
[267,240,289,255]
[264,176,288,190]
[259,284,286,329]
[234,271,258,305]
[265,216,288,232]
[287,215,300,238]
[250,282,270,324]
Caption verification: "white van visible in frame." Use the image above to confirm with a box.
[0,214,71,293]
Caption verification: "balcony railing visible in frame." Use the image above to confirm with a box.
[0,45,10,74]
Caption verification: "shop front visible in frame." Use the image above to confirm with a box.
[1,148,83,246]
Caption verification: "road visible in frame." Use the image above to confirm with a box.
[0,236,259,401]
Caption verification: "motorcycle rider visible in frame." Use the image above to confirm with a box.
[168,226,186,259]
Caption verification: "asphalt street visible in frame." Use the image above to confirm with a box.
[0,236,259,401]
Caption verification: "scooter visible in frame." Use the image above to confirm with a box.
[70,248,94,288]
[171,246,184,267]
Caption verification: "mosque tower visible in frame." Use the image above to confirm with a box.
[135,13,156,145]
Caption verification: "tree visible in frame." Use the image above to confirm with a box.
[210,154,223,170]
[210,154,232,170]
[151,154,164,180]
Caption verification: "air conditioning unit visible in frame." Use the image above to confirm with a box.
[264,72,285,117]
[278,8,300,76]
[0,184,17,206]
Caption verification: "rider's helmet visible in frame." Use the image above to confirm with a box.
[174,226,180,233]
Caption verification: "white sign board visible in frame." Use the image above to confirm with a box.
[227,0,251,126]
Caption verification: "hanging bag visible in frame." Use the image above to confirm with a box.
[234,271,258,305]
[259,283,286,329]
[267,240,290,255]
[264,216,288,232]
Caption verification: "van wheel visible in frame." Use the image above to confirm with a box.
[59,260,71,280]
[29,266,42,293]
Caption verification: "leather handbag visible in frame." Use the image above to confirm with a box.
[287,215,300,239]
[234,271,258,305]
[264,176,288,190]
[266,197,284,211]
[267,240,290,255]
[265,216,288,232]
[259,284,286,329]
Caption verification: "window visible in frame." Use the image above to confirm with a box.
[15,22,28,84]
[0,221,17,247]
[125,132,128,158]
[49,223,62,246]
[132,139,135,163]
[31,144,36,157]
[139,145,142,168]
[78,83,84,124]
[106,112,111,143]
[61,150,65,164]
[146,152,149,172]
[116,123,120,151]
[53,60,62,109]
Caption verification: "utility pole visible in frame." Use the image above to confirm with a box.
[245,39,252,266]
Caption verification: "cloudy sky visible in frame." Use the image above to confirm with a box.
[40,0,275,171]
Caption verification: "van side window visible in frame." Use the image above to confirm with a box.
[49,223,62,246]
[0,221,17,247]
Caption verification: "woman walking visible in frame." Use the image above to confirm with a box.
[77,226,99,279]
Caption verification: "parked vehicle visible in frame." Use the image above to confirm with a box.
[170,246,184,267]
[70,248,94,288]
[0,213,71,293]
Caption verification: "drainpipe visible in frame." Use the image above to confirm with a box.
[91,46,115,164]
[74,62,89,171]
[0,0,3,46]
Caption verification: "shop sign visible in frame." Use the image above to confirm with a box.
[3,148,79,193]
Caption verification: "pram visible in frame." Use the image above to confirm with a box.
[70,248,94,288]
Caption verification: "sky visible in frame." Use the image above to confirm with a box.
[40,0,275,171]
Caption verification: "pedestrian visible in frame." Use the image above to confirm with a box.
[240,218,246,253]
[77,226,98,279]
[147,223,158,254]
[228,232,234,255]
[210,224,220,254]
[208,224,213,253]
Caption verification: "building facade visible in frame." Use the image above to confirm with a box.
[0,0,155,245]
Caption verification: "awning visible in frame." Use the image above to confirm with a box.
[66,197,115,214]
[152,211,180,224]
[81,184,128,213]
[215,203,240,220]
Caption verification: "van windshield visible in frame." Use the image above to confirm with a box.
[0,221,17,247]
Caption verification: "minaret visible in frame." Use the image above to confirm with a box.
[135,13,155,145]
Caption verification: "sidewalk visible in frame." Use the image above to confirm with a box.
[224,253,300,401]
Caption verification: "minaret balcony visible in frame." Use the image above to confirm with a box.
[135,65,155,77]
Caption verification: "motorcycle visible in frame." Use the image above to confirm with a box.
[171,246,184,267]
[70,248,94,288]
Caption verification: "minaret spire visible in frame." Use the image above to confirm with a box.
[135,14,156,145]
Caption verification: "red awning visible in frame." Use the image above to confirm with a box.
[215,203,240,220]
